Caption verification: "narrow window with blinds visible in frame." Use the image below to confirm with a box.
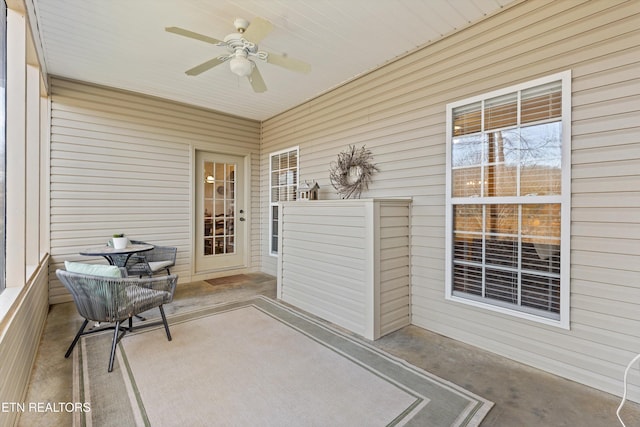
[269,147,299,255]
[445,71,570,327]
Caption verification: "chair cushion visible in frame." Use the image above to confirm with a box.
[148,261,174,272]
[65,261,123,278]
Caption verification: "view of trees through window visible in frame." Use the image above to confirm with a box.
[449,78,565,319]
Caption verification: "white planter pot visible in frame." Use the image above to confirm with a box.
[112,237,128,249]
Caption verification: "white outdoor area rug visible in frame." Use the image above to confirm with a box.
[73,296,493,426]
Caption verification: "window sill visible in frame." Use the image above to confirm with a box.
[446,293,569,330]
[0,287,22,330]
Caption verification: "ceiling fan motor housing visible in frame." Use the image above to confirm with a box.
[223,33,257,53]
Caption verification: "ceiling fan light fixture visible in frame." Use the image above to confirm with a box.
[229,54,253,77]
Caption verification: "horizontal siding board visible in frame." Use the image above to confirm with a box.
[381,297,411,315]
[381,266,410,284]
[282,229,366,249]
[380,258,409,273]
[284,214,367,228]
[380,317,411,336]
[573,110,639,136]
[573,294,640,323]
[573,143,640,165]
[283,234,365,259]
[381,284,411,303]
[573,175,640,195]
[573,236,640,256]
[572,127,639,151]
[572,207,640,223]
[282,277,365,316]
[381,236,410,250]
[283,268,366,307]
[572,267,640,289]
[380,247,410,262]
[284,223,366,239]
[381,277,411,294]
[282,253,367,283]
[572,162,640,181]
[381,301,411,321]
[572,190,640,208]
[281,293,365,336]
[380,226,410,239]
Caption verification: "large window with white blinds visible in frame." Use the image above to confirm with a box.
[445,71,571,327]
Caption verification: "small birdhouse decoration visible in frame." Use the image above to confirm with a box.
[297,180,320,201]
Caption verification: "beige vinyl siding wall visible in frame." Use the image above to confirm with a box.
[261,0,640,399]
[0,260,49,427]
[49,78,261,304]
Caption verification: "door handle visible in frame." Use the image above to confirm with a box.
[239,217,246,222]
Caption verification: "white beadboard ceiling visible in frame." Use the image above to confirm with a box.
[30,0,515,121]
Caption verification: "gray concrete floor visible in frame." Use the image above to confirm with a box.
[19,273,640,426]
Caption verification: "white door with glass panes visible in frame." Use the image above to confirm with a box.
[195,151,246,272]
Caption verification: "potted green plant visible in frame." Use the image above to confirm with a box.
[112,233,128,249]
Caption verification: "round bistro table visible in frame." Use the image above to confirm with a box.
[79,244,154,267]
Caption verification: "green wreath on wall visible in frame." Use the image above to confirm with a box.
[329,145,379,199]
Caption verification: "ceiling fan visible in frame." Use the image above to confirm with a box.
[166,17,311,93]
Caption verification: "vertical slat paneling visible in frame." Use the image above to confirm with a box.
[49,78,261,303]
[262,0,640,400]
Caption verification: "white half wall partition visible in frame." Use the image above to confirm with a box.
[277,198,411,340]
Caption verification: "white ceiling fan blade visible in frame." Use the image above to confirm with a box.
[248,65,267,93]
[185,57,228,76]
[242,17,273,44]
[165,27,223,45]
[266,52,311,74]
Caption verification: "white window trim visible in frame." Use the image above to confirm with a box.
[444,70,572,329]
[269,146,299,256]
[1,3,48,316]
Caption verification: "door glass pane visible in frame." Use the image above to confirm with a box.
[203,161,236,256]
